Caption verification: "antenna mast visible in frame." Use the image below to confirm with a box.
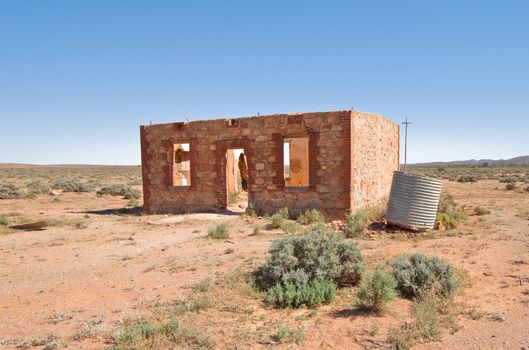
[402,116,411,172]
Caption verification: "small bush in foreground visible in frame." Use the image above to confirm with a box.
[344,209,369,238]
[273,325,305,344]
[386,294,443,349]
[97,184,141,199]
[357,267,397,313]
[505,183,516,190]
[0,183,23,199]
[207,223,229,239]
[109,317,213,350]
[297,209,325,225]
[269,207,289,229]
[474,206,490,216]
[391,254,458,299]
[256,228,366,290]
[267,281,336,308]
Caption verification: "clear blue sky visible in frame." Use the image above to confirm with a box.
[1,0,528,165]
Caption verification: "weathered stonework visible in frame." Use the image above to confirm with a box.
[140,110,399,220]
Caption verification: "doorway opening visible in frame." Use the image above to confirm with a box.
[225,148,248,212]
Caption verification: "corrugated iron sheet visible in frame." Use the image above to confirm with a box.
[386,171,443,230]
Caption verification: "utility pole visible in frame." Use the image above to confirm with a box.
[402,116,411,172]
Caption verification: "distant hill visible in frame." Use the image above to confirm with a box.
[411,156,529,167]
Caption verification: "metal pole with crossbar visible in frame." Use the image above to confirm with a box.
[402,116,411,172]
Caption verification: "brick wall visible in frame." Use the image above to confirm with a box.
[140,110,399,220]
[350,111,400,211]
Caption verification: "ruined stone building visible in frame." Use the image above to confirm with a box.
[140,110,400,220]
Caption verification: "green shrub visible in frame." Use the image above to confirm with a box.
[505,183,516,190]
[26,181,50,196]
[0,214,9,226]
[97,184,141,199]
[273,326,305,344]
[256,228,366,290]
[207,223,229,239]
[267,280,336,308]
[344,209,369,238]
[499,176,517,183]
[228,191,239,205]
[357,267,397,313]
[0,183,23,199]
[53,180,95,193]
[457,175,476,183]
[391,254,459,299]
[110,317,213,350]
[297,209,325,225]
[245,202,256,216]
[436,194,467,229]
[473,206,490,216]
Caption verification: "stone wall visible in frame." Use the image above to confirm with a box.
[140,110,399,220]
[351,112,400,210]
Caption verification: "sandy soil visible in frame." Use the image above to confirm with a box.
[1,180,528,349]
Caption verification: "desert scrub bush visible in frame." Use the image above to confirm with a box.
[0,183,23,199]
[344,209,369,238]
[0,214,9,226]
[97,184,141,199]
[457,175,476,183]
[245,201,256,216]
[228,191,239,205]
[26,181,50,196]
[53,180,95,193]
[269,207,289,228]
[356,267,397,313]
[436,193,467,229]
[207,223,229,239]
[296,209,325,225]
[273,325,305,344]
[499,176,517,183]
[386,295,442,349]
[108,317,213,350]
[266,280,336,308]
[391,254,459,299]
[473,206,490,216]
[505,182,516,190]
[256,227,366,291]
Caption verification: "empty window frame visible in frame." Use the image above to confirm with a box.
[284,136,309,187]
[173,143,191,186]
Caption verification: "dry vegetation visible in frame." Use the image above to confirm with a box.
[1,165,529,350]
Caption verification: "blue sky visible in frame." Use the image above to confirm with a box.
[1,0,528,165]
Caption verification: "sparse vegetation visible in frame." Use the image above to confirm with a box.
[0,183,23,199]
[53,180,95,193]
[296,209,325,225]
[356,267,397,313]
[474,206,490,216]
[97,184,141,199]
[436,193,467,229]
[391,254,459,299]
[505,182,516,190]
[0,214,9,226]
[26,181,50,196]
[108,317,213,350]
[256,227,366,308]
[228,191,239,205]
[344,209,369,238]
[266,280,336,308]
[207,223,229,239]
[457,175,476,183]
[273,325,305,344]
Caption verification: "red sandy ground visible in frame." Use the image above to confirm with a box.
[0,180,528,349]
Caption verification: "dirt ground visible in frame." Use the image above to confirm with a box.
[1,174,529,349]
